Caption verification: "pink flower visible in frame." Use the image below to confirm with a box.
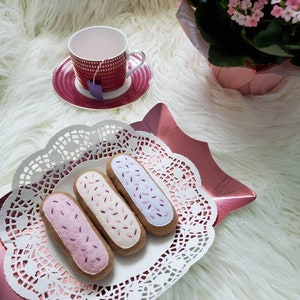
[227,0,266,27]
[271,5,284,18]
[240,0,251,10]
[227,0,300,26]
[227,7,235,15]
[248,16,259,27]
[286,0,300,10]
[252,9,264,19]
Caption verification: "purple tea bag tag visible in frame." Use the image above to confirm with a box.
[87,80,104,100]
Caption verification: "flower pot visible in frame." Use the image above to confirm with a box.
[210,65,284,95]
[176,0,296,96]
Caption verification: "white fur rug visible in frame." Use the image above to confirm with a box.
[1,0,300,299]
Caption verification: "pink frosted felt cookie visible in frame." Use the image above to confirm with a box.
[106,154,178,236]
[74,170,146,256]
[40,192,113,280]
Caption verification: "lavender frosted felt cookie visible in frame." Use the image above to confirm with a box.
[40,192,113,280]
[74,170,146,256]
[106,154,178,236]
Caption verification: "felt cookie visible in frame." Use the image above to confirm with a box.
[40,192,113,280]
[74,170,146,256]
[106,154,178,236]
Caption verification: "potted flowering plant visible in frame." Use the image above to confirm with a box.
[177,0,300,94]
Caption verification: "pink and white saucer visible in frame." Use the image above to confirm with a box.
[52,56,151,110]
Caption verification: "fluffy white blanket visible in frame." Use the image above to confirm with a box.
[0,0,300,299]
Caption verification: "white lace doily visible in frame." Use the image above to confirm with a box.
[0,121,217,300]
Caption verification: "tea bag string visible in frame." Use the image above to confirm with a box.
[93,59,107,84]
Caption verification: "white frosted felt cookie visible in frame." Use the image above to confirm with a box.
[74,170,146,256]
[106,154,178,236]
[40,192,113,280]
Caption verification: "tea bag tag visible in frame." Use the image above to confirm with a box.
[87,80,103,100]
[87,59,107,101]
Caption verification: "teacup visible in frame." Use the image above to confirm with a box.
[68,26,146,100]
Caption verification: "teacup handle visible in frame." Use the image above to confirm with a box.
[126,51,146,78]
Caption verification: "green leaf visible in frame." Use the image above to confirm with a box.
[256,45,294,57]
[249,21,293,57]
[194,2,245,49]
[219,0,228,10]
[208,46,253,67]
[253,21,282,48]
[194,2,226,45]
[208,45,285,67]
[284,44,300,51]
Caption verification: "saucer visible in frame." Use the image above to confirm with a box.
[52,56,151,110]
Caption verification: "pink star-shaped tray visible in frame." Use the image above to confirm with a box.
[0,103,256,299]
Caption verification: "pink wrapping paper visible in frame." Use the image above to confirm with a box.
[211,65,283,95]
